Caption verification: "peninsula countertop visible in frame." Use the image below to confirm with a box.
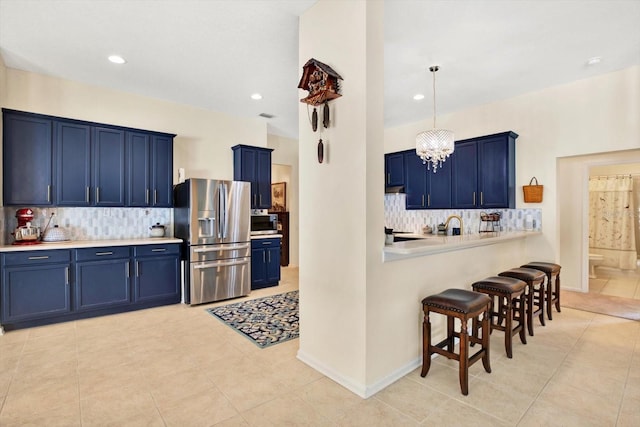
[0,237,183,252]
[383,231,540,262]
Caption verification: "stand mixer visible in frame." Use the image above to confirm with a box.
[12,208,41,245]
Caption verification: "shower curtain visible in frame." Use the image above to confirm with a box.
[589,176,637,270]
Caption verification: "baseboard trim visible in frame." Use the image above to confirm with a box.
[296,350,367,397]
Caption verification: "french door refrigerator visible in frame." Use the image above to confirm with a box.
[174,178,251,304]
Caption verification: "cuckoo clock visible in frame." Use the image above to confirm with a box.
[298,58,343,163]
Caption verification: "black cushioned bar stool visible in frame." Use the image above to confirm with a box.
[498,268,546,336]
[521,262,561,320]
[472,276,527,358]
[421,289,492,395]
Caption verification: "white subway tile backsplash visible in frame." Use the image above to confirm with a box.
[384,193,541,234]
[2,207,173,243]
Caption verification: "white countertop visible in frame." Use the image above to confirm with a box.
[383,231,540,262]
[250,234,282,240]
[0,237,183,252]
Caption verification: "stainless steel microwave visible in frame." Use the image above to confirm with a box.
[250,214,278,235]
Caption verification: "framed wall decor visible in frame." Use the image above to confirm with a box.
[271,182,287,212]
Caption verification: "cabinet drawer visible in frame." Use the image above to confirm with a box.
[133,244,180,257]
[251,238,281,249]
[75,246,130,261]
[3,250,71,266]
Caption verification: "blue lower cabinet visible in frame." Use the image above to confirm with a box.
[74,259,131,311]
[0,244,181,331]
[251,238,281,289]
[133,245,180,303]
[2,263,71,322]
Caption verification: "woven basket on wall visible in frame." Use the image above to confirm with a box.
[523,177,543,203]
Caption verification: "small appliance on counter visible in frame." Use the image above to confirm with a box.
[42,225,70,242]
[12,208,41,245]
[149,223,166,237]
[250,213,278,235]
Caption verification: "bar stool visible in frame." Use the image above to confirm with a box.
[472,276,527,358]
[521,262,561,320]
[421,289,491,395]
[498,268,546,336]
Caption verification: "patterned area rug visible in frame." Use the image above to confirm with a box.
[206,291,299,348]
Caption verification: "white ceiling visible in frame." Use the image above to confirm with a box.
[1,0,639,140]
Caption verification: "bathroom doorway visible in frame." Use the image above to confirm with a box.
[587,163,640,300]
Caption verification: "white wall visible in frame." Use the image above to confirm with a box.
[268,134,299,267]
[298,0,384,396]
[1,68,268,183]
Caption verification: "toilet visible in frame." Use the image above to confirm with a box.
[589,253,604,279]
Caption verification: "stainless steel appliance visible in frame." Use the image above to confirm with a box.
[174,179,251,305]
[250,213,278,235]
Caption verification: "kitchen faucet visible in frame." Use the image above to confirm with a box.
[444,215,463,235]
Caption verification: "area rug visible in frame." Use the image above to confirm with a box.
[206,291,299,348]
[561,290,640,321]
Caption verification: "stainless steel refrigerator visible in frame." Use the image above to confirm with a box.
[174,178,251,305]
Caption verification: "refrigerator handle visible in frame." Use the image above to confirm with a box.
[216,183,223,239]
[222,182,228,239]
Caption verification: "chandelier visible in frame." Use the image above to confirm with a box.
[415,66,454,173]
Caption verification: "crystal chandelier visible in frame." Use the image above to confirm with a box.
[416,66,454,173]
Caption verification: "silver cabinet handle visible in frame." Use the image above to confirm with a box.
[151,248,167,252]
[268,251,271,263]
[95,251,113,256]
[263,251,266,262]
[421,194,425,207]
[86,187,90,203]
[259,194,262,206]
[146,189,149,204]
[65,267,69,285]
[126,261,130,278]
[47,185,51,202]
[428,194,431,207]
[473,192,476,205]
[96,187,100,203]
[28,256,49,260]
[262,241,272,245]
[154,189,157,205]
[136,261,140,277]
[480,191,484,206]
[253,194,257,206]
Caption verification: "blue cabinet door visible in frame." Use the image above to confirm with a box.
[126,132,151,207]
[56,121,91,206]
[233,145,273,209]
[93,127,126,206]
[151,135,173,207]
[427,157,452,209]
[256,149,272,209]
[251,247,267,288]
[75,259,130,311]
[451,141,478,209]
[1,264,71,322]
[134,255,180,303]
[266,246,281,283]
[385,153,405,187]
[2,112,54,205]
[478,134,516,209]
[404,152,428,209]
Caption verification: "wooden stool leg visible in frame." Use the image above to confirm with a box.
[546,273,554,320]
[459,317,469,396]
[518,294,527,345]
[538,281,546,327]
[481,309,491,373]
[555,274,562,313]
[526,285,534,336]
[504,295,513,358]
[446,316,455,352]
[420,311,431,377]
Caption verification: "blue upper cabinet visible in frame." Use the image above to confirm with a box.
[126,132,174,207]
[385,152,405,188]
[2,111,55,205]
[404,150,451,209]
[3,109,175,207]
[232,145,273,209]
[452,131,517,209]
[56,121,92,206]
[93,127,126,206]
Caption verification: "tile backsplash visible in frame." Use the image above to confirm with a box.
[1,207,172,244]
[384,194,541,234]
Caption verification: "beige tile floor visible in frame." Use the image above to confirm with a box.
[1,266,639,426]
[590,266,640,299]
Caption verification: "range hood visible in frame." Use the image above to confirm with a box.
[385,186,405,194]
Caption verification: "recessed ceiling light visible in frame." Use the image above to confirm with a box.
[108,55,126,64]
[413,94,425,101]
[251,93,263,100]
[587,56,602,66]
